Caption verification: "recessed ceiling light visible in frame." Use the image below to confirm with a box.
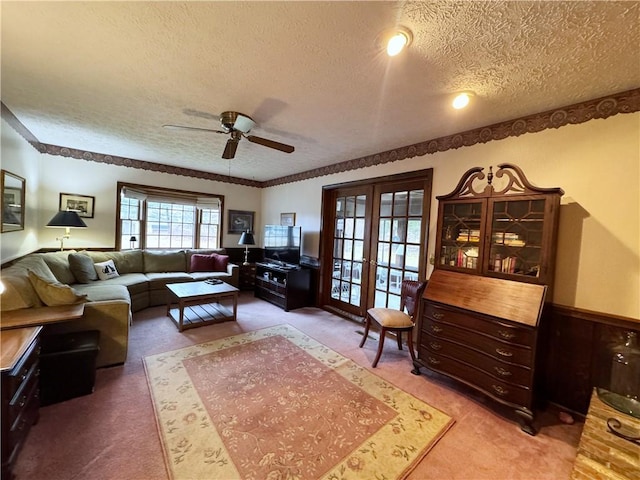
[452,92,474,109]
[385,26,413,56]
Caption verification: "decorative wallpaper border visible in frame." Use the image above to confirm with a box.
[262,88,640,187]
[2,88,639,188]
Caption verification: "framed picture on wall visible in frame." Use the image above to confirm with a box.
[228,209,254,234]
[280,212,295,226]
[59,193,95,218]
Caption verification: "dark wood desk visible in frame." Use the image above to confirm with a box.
[1,326,42,480]
[0,327,42,371]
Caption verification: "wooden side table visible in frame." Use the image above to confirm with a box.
[239,263,256,291]
[571,389,640,480]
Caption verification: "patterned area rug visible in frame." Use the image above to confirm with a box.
[144,324,454,480]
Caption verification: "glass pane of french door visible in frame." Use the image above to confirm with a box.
[371,188,424,309]
[331,194,367,308]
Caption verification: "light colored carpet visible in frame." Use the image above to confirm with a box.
[144,324,454,480]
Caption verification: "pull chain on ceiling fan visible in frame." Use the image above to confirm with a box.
[163,111,295,160]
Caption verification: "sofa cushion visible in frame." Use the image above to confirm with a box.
[69,252,99,283]
[28,271,88,307]
[145,272,193,290]
[41,251,77,285]
[78,272,148,293]
[85,250,144,274]
[189,271,232,281]
[95,260,120,280]
[189,253,229,273]
[71,283,131,303]
[144,250,186,273]
[0,256,58,311]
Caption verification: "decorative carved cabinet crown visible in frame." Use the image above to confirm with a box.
[413,164,563,435]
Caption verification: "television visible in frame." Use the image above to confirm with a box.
[263,225,301,267]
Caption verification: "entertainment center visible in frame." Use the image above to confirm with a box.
[254,262,311,311]
[253,224,311,311]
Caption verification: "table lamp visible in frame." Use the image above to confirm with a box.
[238,231,255,265]
[46,210,87,251]
[130,236,137,250]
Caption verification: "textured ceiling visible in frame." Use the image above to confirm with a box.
[1,1,639,183]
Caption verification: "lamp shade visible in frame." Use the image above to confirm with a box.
[46,210,87,228]
[238,231,255,246]
[130,236,137,242]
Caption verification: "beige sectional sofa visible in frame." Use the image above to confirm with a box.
[1,249,239,367]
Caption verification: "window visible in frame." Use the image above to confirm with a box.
[116,182,223,250]
[119,197,141,248]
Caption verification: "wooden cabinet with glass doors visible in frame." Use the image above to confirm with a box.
[435,163,563,288]
[414,163,563,434]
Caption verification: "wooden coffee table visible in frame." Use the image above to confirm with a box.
[166,281,239,331]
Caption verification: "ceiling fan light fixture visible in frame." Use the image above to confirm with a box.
[452,91,474,110]
[163,110,295,159]
[386,26,412,56]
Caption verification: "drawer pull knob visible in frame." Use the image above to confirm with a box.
[431,325,443,333]
[494,366,512,377]
[496,348,513,357]
[498,330,516,340]
[17,418,27,432]
[428,357,440,365]
[432,312,445,319]
[492,385,509,396]
[429,342,442,351]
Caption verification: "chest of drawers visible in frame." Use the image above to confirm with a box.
[412,270,546,435]
[1,327,42,479]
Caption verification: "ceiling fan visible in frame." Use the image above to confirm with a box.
[163,111,295,159]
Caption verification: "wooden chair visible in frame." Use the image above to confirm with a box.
[359,279,427,367]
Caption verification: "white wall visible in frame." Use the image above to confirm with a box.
[262,113,640,319]
[0,119,41,261]
[1,117,262,258]
[3,113,638,317]
[35,156,262,251]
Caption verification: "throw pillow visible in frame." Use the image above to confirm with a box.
[27,271,88,307]
[189,254,216,272]
[189,253,229,272]
[69,253,99,283]
[94,259,120,281]
[212,253,229,272]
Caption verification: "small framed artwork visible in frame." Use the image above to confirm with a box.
[59,193,95,218]
[228,209,254,234]
[280,212,296,226]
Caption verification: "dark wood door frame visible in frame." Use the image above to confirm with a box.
[319,169,433,321]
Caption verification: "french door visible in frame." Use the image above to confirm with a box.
[320,170,432,319]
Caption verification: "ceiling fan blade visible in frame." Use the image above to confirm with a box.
[246,135,295,153]
[222,138,239,159]
[163,124,226,134]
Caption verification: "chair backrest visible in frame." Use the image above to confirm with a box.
[400,280,428,318]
